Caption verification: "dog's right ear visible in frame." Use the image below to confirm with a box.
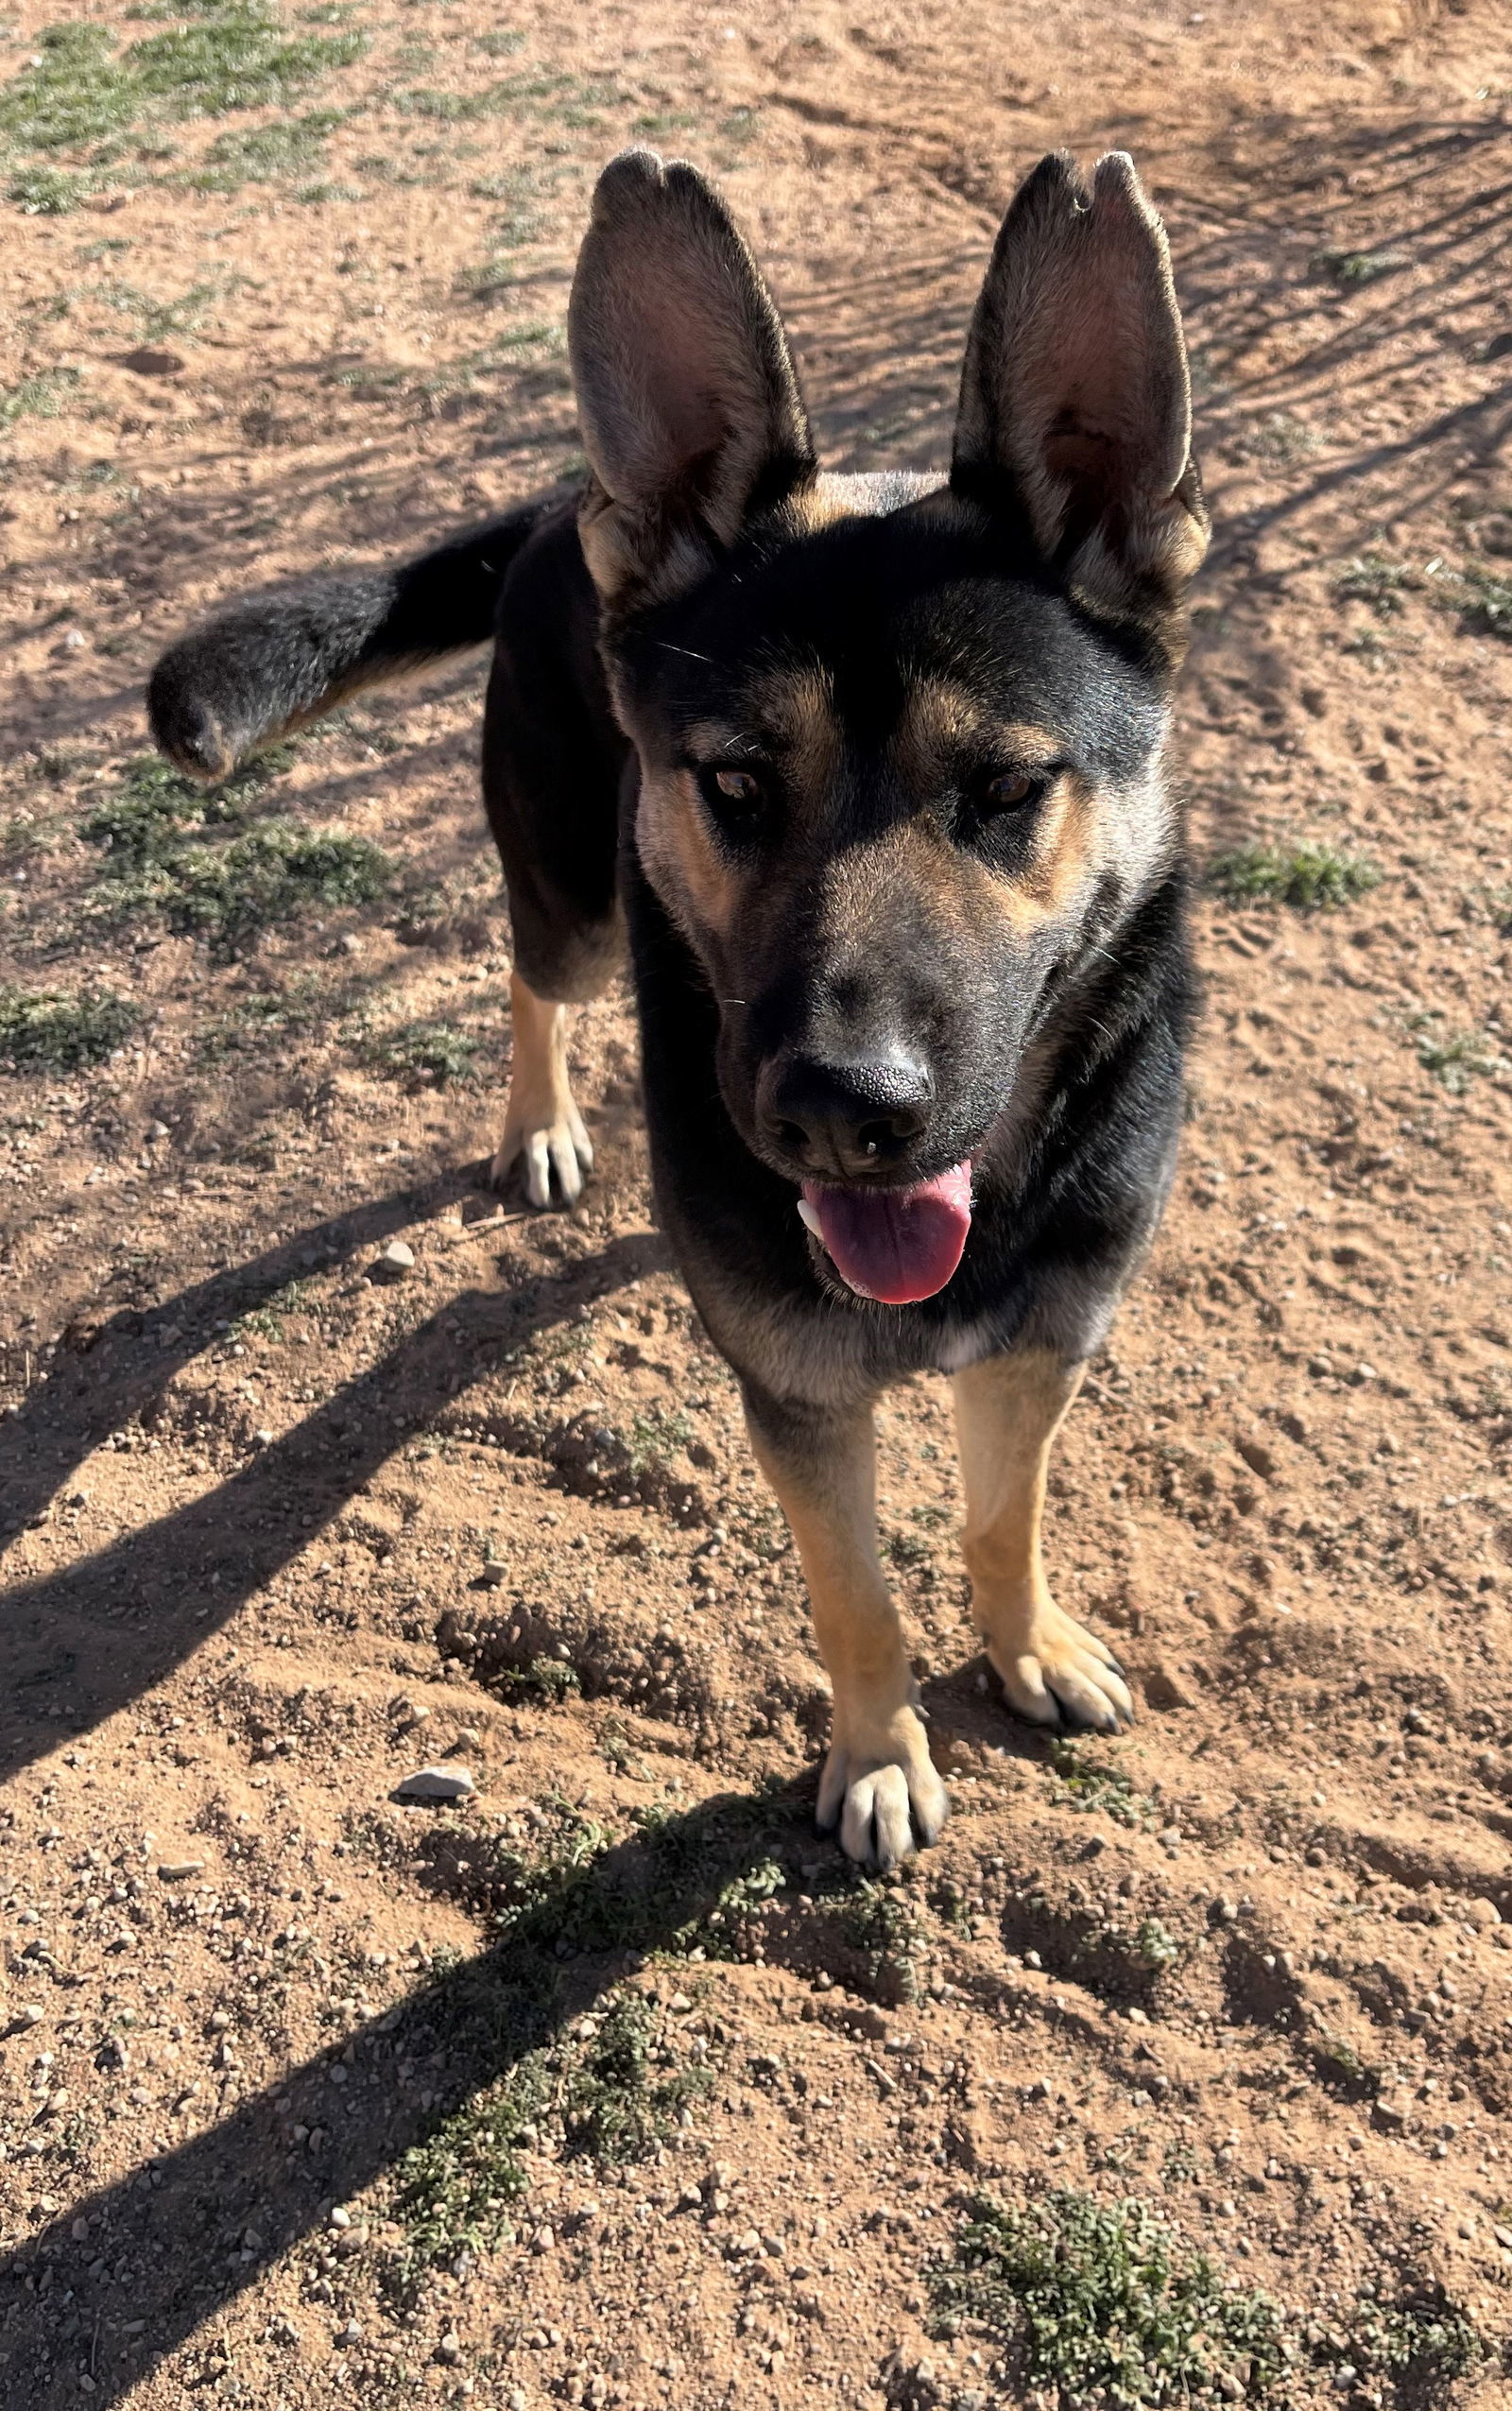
[568,149,816,612]
[952,151,1208,628]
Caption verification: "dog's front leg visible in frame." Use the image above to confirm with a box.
[953,1351,1133,1732]
[744,1388,948,1868]
[491,972,595,1207]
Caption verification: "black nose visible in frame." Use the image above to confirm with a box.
[760,1051,931,1178]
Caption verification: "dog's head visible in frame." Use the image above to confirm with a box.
[569,149,1208,1305]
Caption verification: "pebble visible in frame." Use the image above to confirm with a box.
[369,1239,416,1283]
[437,2332,462,2365]
[157,1860,206,1882]
[395,1765,476,1801]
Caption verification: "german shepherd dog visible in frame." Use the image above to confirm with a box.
[149,148,1209,1869]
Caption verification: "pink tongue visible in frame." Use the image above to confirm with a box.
[803,1162,973,1304]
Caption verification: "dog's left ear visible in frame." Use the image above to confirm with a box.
[952,151,1208,622]
[568,149,816,612]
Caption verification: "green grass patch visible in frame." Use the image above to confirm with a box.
[128,6,365,120]
[98,273,241,342]
[1209,840,1381,911]
[0,25,141,153]
[561,1989,713,2162]
[81,750,291,867]
[1049,1739,1152,1830]
[89,791,392,945]
[1312,245,1410,286]
[1335,549,1417,616]
[1134,1915,1181,1972]
[627,1405,694,1472]
[365,1017,479,1087]
[0,9,365,168]
[388,1981,712,2290]
[1458,563,1512,641]
[932,2190,1291,2405]
[0,368,80,426]
[0,985,139,1072]
[389,2054,544,2279]
[490,1654,581,1705]
[1407,1014,1511,1095]
[8,164,94,213]
[190,106,341,189]
[1345,2283,1484,2389]
[232,1275,313,1342]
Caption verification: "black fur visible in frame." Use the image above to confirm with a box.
[147,492,565,782]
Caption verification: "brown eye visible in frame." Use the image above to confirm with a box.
[982,768,1040,813]
[697,763,767,822]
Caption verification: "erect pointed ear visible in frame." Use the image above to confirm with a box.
[952,151,1209,625]
[567,149,816,612]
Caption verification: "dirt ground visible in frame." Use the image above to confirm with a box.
[3,2,1512,2406]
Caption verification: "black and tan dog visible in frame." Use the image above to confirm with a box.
[149,147,1209,1868]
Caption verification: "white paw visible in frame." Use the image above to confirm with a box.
[816,1709,949,1868]
[491,1107,593,1208]
[988,1599,1133,1733]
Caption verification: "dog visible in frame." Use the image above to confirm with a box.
[149,146,1209,1869]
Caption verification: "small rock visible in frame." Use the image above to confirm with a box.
[395,1765,475,1802]
[329,2206,352,2230]
[532,2224,556,2254]
[1464,1897,1502,1929]
[368,1239,415,1283]
[17,2005,45,2028]
[1144,1662,1196,1712]
[118,346,185,377]
[436,2332,462,2365]
[1235,1437,1276,1481]
[157,1860,206,1882]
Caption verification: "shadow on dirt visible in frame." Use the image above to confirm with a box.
[0,1782,820,2410]
[0,1199,664,1790]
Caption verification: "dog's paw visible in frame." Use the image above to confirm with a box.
[987,1598,1132,1733]
[490,1107,593,1208]
[816,1708,948,1869]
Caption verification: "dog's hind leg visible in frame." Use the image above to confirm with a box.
[744,1386,949,1869]
[953,1351,1134,1733]
[491,973,595,1207]
[481,519,628,1207]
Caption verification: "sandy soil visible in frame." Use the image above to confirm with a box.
[3,2,1512,2406]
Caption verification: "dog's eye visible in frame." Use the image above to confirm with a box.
[980,768,1042,814]
[697,764,766,820]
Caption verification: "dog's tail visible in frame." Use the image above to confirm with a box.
[147,491,565,782]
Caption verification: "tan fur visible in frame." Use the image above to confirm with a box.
[747,1405,948,1867]
[491,972,594,1208]
[635,768,745,949]
[953,1351,1133,1731]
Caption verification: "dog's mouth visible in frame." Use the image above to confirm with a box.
[797,1161,973,1304]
